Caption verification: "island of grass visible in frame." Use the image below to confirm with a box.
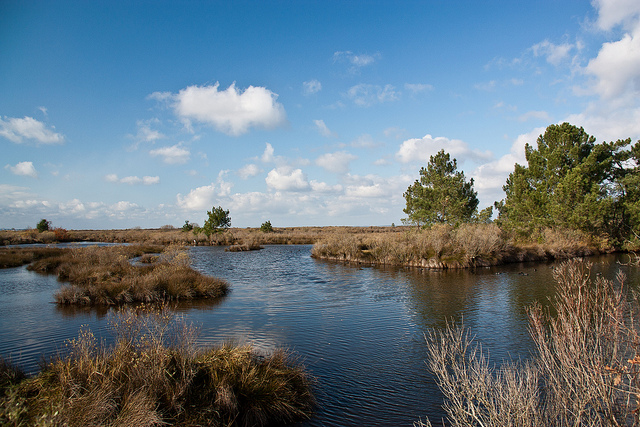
[6,244,229,305]
[311,224,616,269]
[0,307,314,426]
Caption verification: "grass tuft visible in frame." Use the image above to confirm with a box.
[0,306,314,426]
[25,244,228,305]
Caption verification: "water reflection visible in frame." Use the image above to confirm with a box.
[0,246,635,426]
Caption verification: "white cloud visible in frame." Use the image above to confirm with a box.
[265,167,309,191]
[404,83,434,94]
[310,180,343,193]
[314,119,337,138]
[164,82,287,136]
[5,161,38,178]
[303,79,322,95]
[471,127,544,205]
[583,32,640,99]
[106,174,160,185]
[593,0,640,31]
[238,163,261,179]
[143,176,160,185]
[261,142,275,163]
[396,134,492,164]
[531,40,575,65]
[347,84,399,106]
[176,183,217,211]
[333,51,381,73]
[150,144,190,164]
[0,116,64,144]
[315,151,357,174]
[133,119,164,143]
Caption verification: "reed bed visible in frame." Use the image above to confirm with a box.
[0,247,72,269]
[26,245,228,305]
[0,307,314,426]
[417,260,640,426]
[312,224,605,269]
[0,225,404,247]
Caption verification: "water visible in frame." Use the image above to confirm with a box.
[0,245,637,426]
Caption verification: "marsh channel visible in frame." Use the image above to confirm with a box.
[1,244,638,426]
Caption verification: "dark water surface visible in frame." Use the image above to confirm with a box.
[0,245,637,426]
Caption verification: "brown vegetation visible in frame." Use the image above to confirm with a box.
[417,260,640,426]
[0,225,402,247]
[312,224,608,269]
[26,245,228,305]
[0,307,314,426]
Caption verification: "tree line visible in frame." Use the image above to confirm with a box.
[403,122,640,247]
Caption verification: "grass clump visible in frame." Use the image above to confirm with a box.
[0,306,314,426]
[418,260,640,426]
[0,247,72,269]
[27,245,228,305]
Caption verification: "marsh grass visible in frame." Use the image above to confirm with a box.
[26,245,228,305]
[0,247,72,269]
[0,306,314,426]
[312,224,605,269]
[417,260,640,426]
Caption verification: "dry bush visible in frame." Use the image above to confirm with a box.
[418,260,640,426]
[0,307,313,426]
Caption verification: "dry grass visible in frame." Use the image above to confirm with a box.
[417,260,640,426]
[0,306,314,426]
[0,247,72,269]
[26,244,228,305]
[0,225,403,247]
[312,224,607,269]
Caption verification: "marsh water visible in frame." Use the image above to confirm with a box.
[1,245,638,426]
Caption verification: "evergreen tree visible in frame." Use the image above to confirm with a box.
[497,123,637,240]
[403,150,479,227]
[202,206,231,237]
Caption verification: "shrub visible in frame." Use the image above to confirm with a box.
[260,220,274,233]
[418,260,640,426]
[36,219,50,233]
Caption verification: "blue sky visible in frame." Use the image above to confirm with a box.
[2,0,640,229]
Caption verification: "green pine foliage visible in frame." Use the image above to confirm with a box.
[403,150,479,227]
[496,122,639,244]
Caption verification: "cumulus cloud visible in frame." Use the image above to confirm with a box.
[583,32,640,100]
[5,161,38,178]
[0,116,64,144]
[150,144,190,164]
[396,134,492,164]
[260,143,274,163]
[176,183,217,211]
[347,84,399,107]
[303,79,322,95]
[471,127,544,205]
[265,167,309,191]
[593,0,640,31]
[315,151,357,174]
[238,163,261,179]
[314,119,337,138]
[158,82,287,136]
